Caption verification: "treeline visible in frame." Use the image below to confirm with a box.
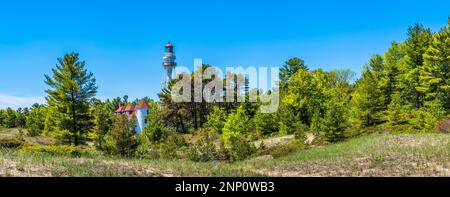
[1,19,449,162]
[125,19,450,161]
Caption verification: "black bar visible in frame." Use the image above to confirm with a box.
[0,178,449,195]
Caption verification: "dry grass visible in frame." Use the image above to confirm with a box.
[239,133,450,177]
[2,129,450,177]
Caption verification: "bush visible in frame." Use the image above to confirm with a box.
[0,137,24,149]
[409,99,446,131]
[254,111,279,136]
[256,141,305,158]
[227,136,256,162]
[186,140,219,162]
[186,132,219,162]
[436,117,450,133]
[19,145,91,157]
[136,132,187,160]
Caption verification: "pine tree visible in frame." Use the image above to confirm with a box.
[5,107,17,128]
[320,102,349,142]
[351,65,385,127]
[90,99,113,150]
[110,115,138,156]
[399,24,433,109]
[421,19,450,111]
[0,109,5,127]
[382,42,403,105]
[26,104,47,136]
[45,53,98,145]
[386,92,410,126]
[279,57,308,90]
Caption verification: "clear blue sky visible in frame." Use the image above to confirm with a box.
[1,0,449,109]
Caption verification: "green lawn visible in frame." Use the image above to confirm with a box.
[1,131,450,177]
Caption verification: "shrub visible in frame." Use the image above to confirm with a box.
[409,99,446,131]
[186,132,219,162]
[19,145,91,157]
[0,137,24,149]
[256,141,305,158]
[186,140,218,162]
[227,136,256,162]
[436,117,450,133]
[254,110,279,136]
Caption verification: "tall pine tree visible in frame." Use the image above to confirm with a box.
[45,53,97,145]
[399,24,433,109]
[421,18,450,111]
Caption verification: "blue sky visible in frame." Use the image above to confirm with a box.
[1,0,449,109]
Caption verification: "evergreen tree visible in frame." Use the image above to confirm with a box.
[279,57,308,90]
[320,102,349,142]
[26,104,47,136]
[90,99,113,150]
[421,19,450,111]
[109,115,138,156]
[351,65,385,127]
[382,42,403,105]
[386,92,410,126]
[15,108,26,128]
[0,109,5,127]
[399,24,433,109]
[45,53,98,145]
[4,107,17,128]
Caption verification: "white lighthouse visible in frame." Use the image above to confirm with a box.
[163,42,177,89]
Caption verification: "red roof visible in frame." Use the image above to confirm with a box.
[124,105,135,112]
[135,101,150,110]
[166,42,173,48]
[115,105,126,113]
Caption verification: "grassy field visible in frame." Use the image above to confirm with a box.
[1,128,450,177]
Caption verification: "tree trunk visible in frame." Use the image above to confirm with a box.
[71,92,78,146]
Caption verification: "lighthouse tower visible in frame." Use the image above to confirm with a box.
[163,42,177,89]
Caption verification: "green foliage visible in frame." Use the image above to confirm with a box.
[89,99,113,150]
[141,108,168,143]
[279,57,308,89]
[4,108,17,128]
[254,110,279,136]
[409,99,446,131]
[352,62,385,127]
[386,93,410,126]
[319,103,349,142]
[45,53,98,145]
[399,24,433,109]
[15,108,27,128]
[109,115,138,156]
[421,19,450,110]
[186,133,219,162]
[283,69,334,129]
[205,106,227,134]
[256,141,305,158]
[0,136,24,149]
[19,145,90,157]
[222,106,250,148]
[227,136,256,162]
[26,104,47,136]
[139,134,186,160]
